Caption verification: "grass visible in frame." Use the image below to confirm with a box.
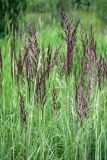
[0,10,107,160]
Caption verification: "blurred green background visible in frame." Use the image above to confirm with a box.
[0,0,107,36]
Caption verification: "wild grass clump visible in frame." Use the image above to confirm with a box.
[0,9,107,160]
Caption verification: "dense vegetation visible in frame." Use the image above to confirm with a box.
[0,1,107,160]
[0,0,107,35]
[0,0,27,35]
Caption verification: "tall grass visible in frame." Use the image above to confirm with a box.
[0,10,107,160]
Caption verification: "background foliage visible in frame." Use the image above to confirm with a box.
[0,0,107,35]
[95,0,107,22]
[0,0,27,35]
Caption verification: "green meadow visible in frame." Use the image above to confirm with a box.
[0,3,107,160]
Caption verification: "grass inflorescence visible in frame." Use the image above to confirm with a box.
[0,9,107,160]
